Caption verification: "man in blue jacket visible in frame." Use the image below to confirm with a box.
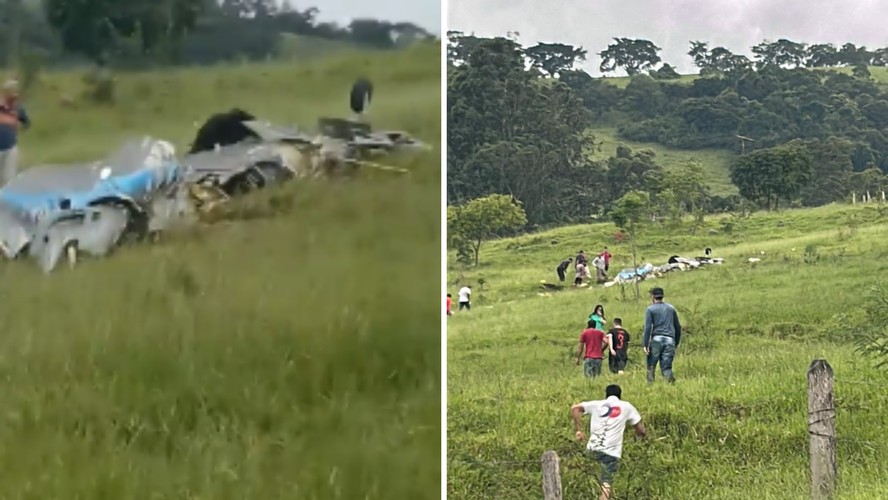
[642,287,682,384]
[0,78,30,186]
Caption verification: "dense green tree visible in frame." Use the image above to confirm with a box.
[599,38,661,76]
[447,34,595,225]
[730,141,815,209]
[609,190,650,299]
[448,194,528,266]
[44,0,206,62]
[525,42,587,78]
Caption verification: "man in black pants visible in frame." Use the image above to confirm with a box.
[556,257,572,282]
[607,318,631,374]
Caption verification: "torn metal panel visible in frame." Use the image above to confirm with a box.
[28,205,130,273]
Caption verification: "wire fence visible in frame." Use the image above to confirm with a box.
[447,371,887,499]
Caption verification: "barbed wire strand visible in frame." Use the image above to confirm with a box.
[447,376,882,498]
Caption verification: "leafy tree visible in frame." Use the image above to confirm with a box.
[688,41,751,75]
[806,43,840,67]
[730,141,815,209]
[838,43,871,66]
[44,0,206,63]
[448,194,527,266]
[604,144,663,199]
[609,190,650,299]
[525,42,587,78]
[599,38,661,76]
[752,39,807,69]
[651,63,681,80]
[661,161,710,221]
[853,284,888,370]
[349,18,396,48]
[447,34,595,225]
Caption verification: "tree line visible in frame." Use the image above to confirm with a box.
[447,31,888,234]
[0,0,436,69]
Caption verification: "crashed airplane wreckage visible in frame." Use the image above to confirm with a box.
[0,79,430,273]
[601,254,725,288]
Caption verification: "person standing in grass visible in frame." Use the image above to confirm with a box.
[556,257,572,283]
[0,78,30,186]
[588,304,607,330]
[576,320,608,378]
[591,254,608,283]
[457,284,472,311]
[571,384,646,500]
[607,318,630,374]
[574,250,588,286]
[643,287,682,384]
[446,293,453,316]
[599,246,613,273]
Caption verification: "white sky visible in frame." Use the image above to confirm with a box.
[447,0,888,75]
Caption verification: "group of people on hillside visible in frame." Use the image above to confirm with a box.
[445,284,472,316]
[558,247,612,286]
[575,287,682,384]
[570,287,683,499]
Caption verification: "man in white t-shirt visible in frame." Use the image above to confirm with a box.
[571,384,646,499]
[457,285,472,311]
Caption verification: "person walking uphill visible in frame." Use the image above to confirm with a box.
[643,287,682,384]
[577,321,608,378]
[571,384,646,500]
[556,257,572,283]
[457,285,472,311]
[0,78,30,186]
[607,318,631,374]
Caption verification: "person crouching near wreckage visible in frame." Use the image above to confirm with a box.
[574,250,589,286]
[0,78,30,186]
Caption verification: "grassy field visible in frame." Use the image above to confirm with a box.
[447,203,888,499]
[0,44,441,498]
[588,127,738,196]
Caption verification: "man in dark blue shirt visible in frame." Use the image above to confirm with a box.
[642,287,682,384]
[0,78,30,186]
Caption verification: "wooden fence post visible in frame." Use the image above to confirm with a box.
[808,359,837,500]
[541,450,563,500]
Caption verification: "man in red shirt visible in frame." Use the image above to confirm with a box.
[576,321,609,378]
[599,247,613,272]
[446,294,453,316]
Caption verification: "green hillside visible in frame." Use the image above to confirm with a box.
[277,33,374,61]
[447,203,888,499]
[588,127,738,196]
[0,44,441,498]
[448,33,888,229]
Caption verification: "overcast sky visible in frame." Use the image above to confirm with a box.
[286,0,441,34]
[447,0,888,75]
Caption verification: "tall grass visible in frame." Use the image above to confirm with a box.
[0,44,441,498]
[447,203,888,499]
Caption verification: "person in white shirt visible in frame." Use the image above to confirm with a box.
[591,255,607,283]
[457,285,472,311]
[571,385,646,499]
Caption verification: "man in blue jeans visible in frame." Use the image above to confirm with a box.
[0,78,30,186]
[642,287,682,384]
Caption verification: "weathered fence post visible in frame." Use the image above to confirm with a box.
[541,450,563,500]
[808,359,837,500]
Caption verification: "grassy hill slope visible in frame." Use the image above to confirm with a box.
[0,44,441,498]
[588,127,738,196]
[447,203,888,499]
[585,65,888,198]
